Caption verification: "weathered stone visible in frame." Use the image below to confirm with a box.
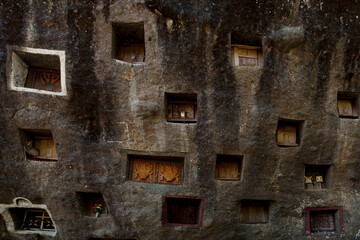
[0,1,360,240]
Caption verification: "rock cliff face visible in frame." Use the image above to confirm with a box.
[0,1,360,239]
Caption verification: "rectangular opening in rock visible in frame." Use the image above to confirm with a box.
[8,208,55,231]
[166,93,197,123]
[215,154,243,180]
[240,200,269,224]
[9,47,65,94]
[163,195,205,227]
[112,22,145,63]
[337,92,359,119]
[128,155,183,185]
[304,165,330,190]
[276,119,303,147]
[76,192,109,217]
[20,129,58,161]
[306,207,343,237]
[231,32,263,67]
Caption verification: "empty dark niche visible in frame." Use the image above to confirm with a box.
[215,154,243,181]
[337,92,359,119]
[231,32,263,67]
[9,208,55,231]
[165,93,197,123]
[20,129,58,162]
[12,50,61,92]
[276,119,304,147]
[306,207,344,237]
[76,192,109,218]
[112,22,145,63]
[240,200,269,224]
[304,165,331,190]
[162,195,205,228]
[128,155,184,185]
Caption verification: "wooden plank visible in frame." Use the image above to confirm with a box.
[241,202,268,223]
[231,44,261,49]
[232,47,239,66]
[338,99,353,116]
[48,139,58,158]
[238,48,248,57]
[277,125,297,145]
[217,160,239,180]
[240,204,250,223]
[247,49,258,58]
[248,203,266,223]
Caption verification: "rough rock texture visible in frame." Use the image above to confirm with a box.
[0,0,360,239]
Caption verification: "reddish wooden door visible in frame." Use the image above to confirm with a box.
[25,68,61,92]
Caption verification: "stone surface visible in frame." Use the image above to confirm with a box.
[0,0,360,239]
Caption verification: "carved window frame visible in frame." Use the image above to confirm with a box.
[305,207,344,238]
[0,197,57,236]
[128,155,184,185]
[162,195,205,228]
[7,46,67,96]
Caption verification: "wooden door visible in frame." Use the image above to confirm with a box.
[33,137,58,160]
[310,211,335,233]
[338,99,353,117]
[216,160,240,180]
[277,125,297,146]
[131,159,156,183]
[158,162,182,184]
[25,68,61,92]
[240,201,268,223]
[167,199,198,224]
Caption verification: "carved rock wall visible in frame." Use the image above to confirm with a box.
[0,0,360,239]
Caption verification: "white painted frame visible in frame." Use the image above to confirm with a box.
[7,46,67,96]
[0,197,57,237]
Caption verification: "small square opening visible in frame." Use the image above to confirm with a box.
[166,93,197,123]
[240,200,269,224]
[20,129,58,162]
[76,192,109,218]
[215,154,243,180]
[9,208,55,232]
[162,195,205,228]
[304,165,331,190]
[337,92,359,119]
[9,47,66,95]
[112,22,145,63]
[231,32,263,67]
[306,207,344,237]
[276,119,303,147]
[129,155,184,185]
